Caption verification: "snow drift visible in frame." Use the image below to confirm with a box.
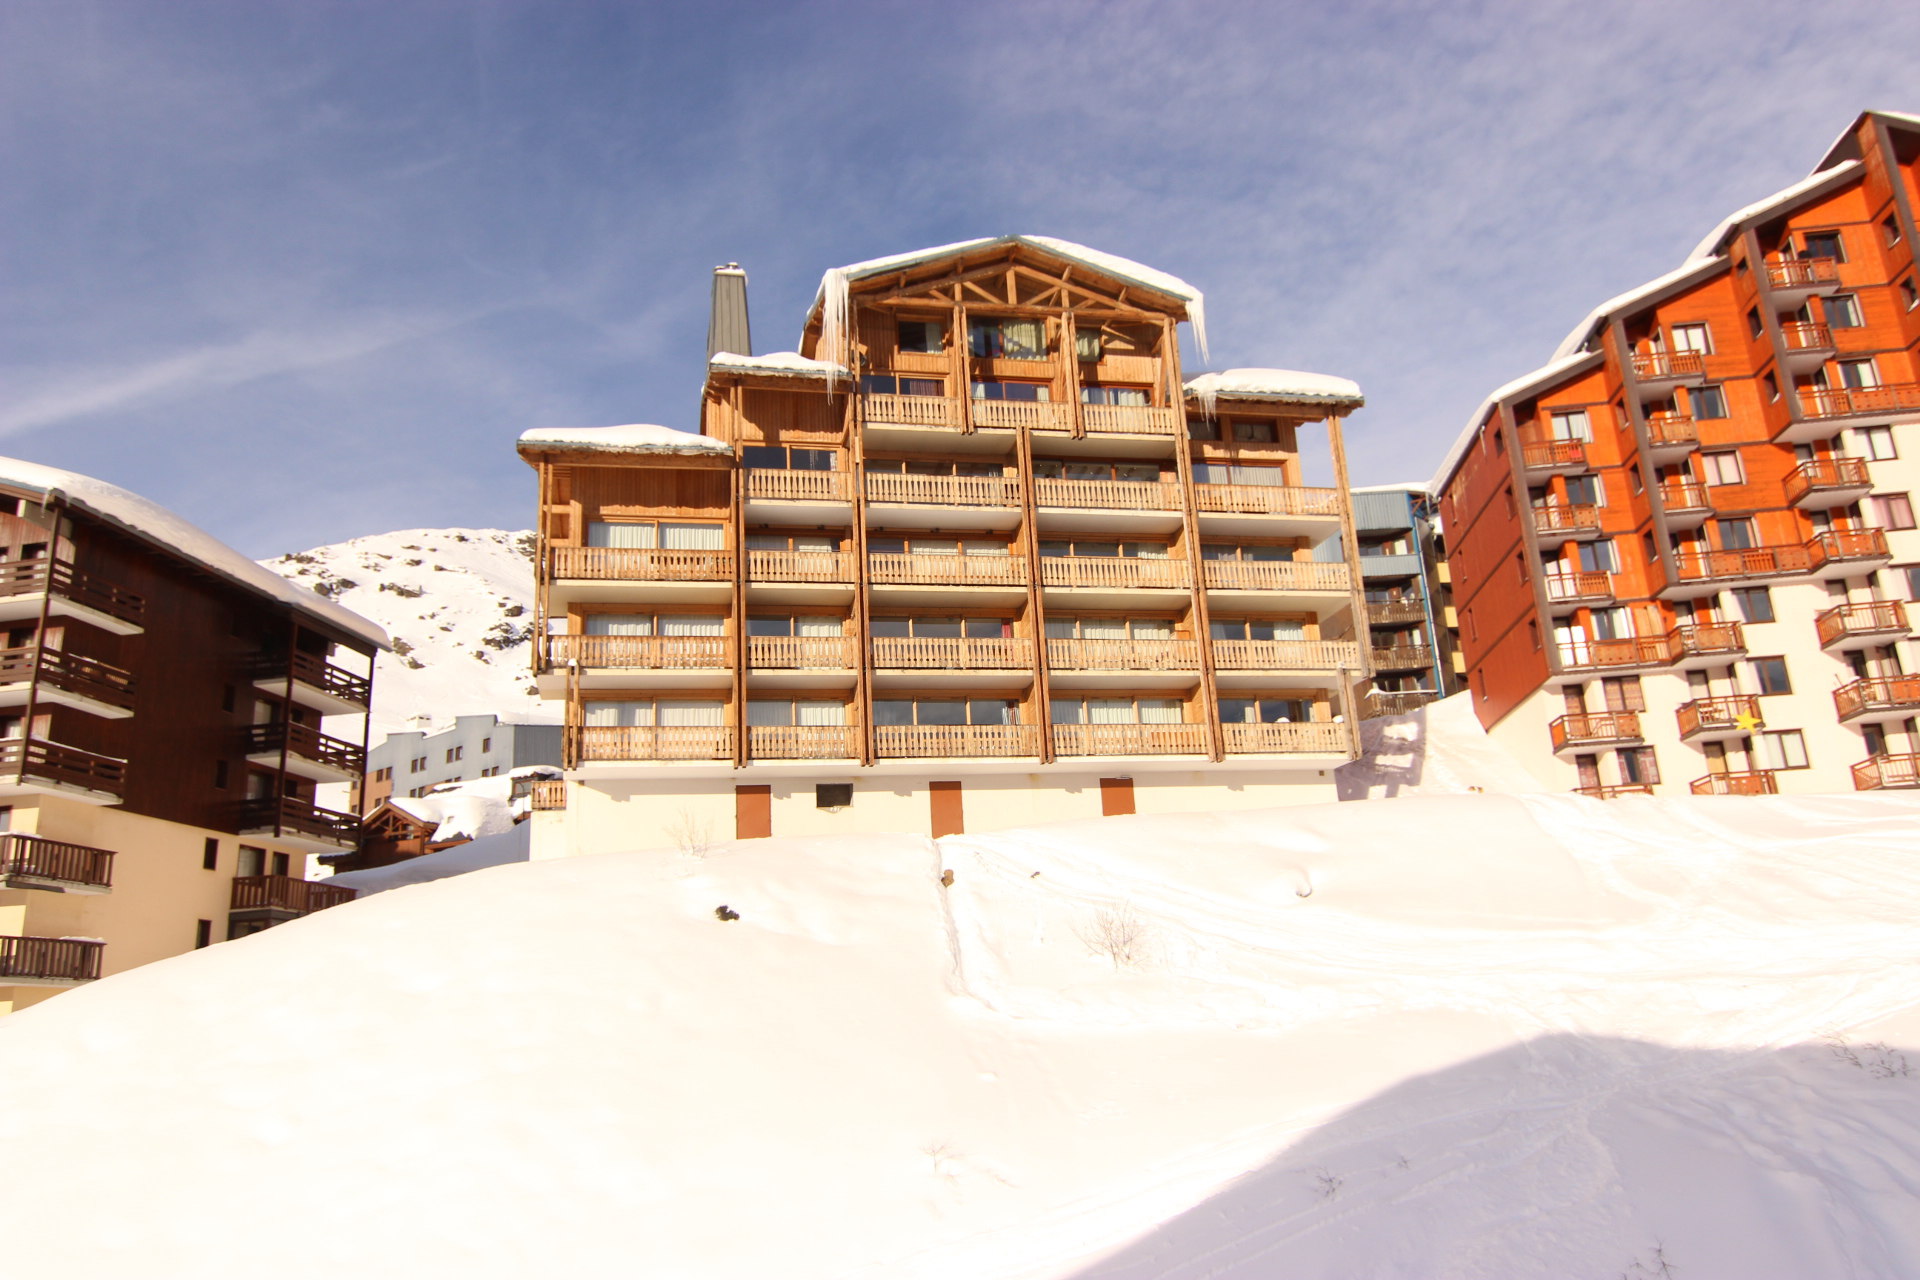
[0,793,1917,1278]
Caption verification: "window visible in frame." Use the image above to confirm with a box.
[969,318,1046,360]
[746,699,847,727]
[1824,294,1863,328]
[446,746,463,763]
[1702,451,1745,486]
[1601,676,1645,713]
[1718,518,1756,550]
[410,756,426,774]
[1075,329,1102,361]
[1670,323,1712,355]
[1048,616,1176,640]
[1840,359,1882,390]
[745,532,840,555]
[585,612,725,637]
[1040,538,1170,559]
[1217,696,1312,724]
[1208,618,1307,641]
[1199,542,1292,562]
[1898,564,1920,601]
[1618,747,1660,786]
[816,783,853,809]
[1050,696,1182,725]
[866,534,1008,556]
[1858,426,1897,460]
[863,458,1003,478]
[1690,384,1729,419]
[1549,409,1592,441]
[202,838,219,871]
[1763,371,1780,402]
[897,318,944,353]
[1872,493,1916,530]
[873,699,1018,726]
[1564,474,1603,507]
[1578,540,1618,573]
[1079,385,1149,406]
[582,699,724,727]
[213,760,229,789]
[1746,306,1764,339]
[481,737,492,754]
[1750,657,1792,695]
[870,615,1008,638]
[1800,230,1846,262]
[1903,278,1920,311]
[971,380,1050,402]
[749,614,845,637]
[1732,587,1775,624]
[1033,459,1162,483]
[1231,420,1279,443]
[271,852,291,878]
[1754,729,1809,770]
[741,445,835,471]
[585,520,724,550]
[861,374,945,396]
[237,846,266,878]
[1189,461,1288,487]
[1186,417,1219,440]
[1885,214,1903,246]
[195,920,212,950]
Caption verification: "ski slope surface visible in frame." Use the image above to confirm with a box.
[0,793,1917,1278]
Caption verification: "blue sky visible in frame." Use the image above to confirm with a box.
[4,0,1919,555]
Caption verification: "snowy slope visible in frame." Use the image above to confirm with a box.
[1338,692,1549,799]
[260,528,555,737]
[0,793,1917,1278]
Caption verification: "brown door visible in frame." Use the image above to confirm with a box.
[735,785,772,839]
[1100,777,1135,816]
[929,781,963,838]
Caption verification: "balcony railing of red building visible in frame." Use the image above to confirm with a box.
[1668,621,1746,662]
[1799,384,1920,419]
[1661,479,1711,514]
[1690,771,1778,796]
[1671,545,1814,583]
[0,557,146,629]
[0,832,115,891]
[0,935,103,983]
[1780,321,1835,354]
[1645,413,1699,451]
[1676,695,1764,740]
[1783,456,1871,506]
[1550,712,1642,751]
[0,645,137,712]
[1833,675,1920,721]
[230,874,357,916]
[1531,503,1602,537]
[1631,351,1707,381]
[1558,635,1675,671]
[1765,257,1841,290]
[1807,528,1890,572]
[1520,438,1588,471]
[1544,571,1614,605]
[1852,754,1920,790]
[1815,600,1909,649]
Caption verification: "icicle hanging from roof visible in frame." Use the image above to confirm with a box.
[816,266,852,392]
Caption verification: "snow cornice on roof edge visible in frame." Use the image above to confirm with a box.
[1183,368,1363,413]
[1426,351,1605,496]
[516,424,732,458]
[706,351,850,381]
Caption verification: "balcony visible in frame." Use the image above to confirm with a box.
[1763,256,1842,303]
[246,722,367,784]
[1047,638,1201,673]
[1222,722,1349,755]
[1531,503,1603,540]
[747,725,857,760]
[1644,413,1700,464]
[550,634,729,671]
[239,796,359,852]
[252,649,374,715]
[1660,479,1713,529]
[1690,771,1778,796]
[1520,437,1589,476]
[748,636,856,670]
[1080,403,1181,436]
[1852,754,1920,790]
[1370,646,1434,672]
[862,392,965,430]
[1669,545,1812,591]
[0,935,103,987]
[0,832,114,894]
[0,557,146,636]
[863,472,1020,508]
[1834,674,1920,724]
[744,469,851,504]
[229,873,356,922]
[1192,484,1343,519]
[528,778,567,810]
[1667,621,1746,669]
[1630,351,1708,396]
[0,737,125,804]
[0,645,136,719]
[1806,528,1891,579]
[1052,722,1208,756]
[1202,559,1350,595]
[746,549,856,584]
[1798,383,1920,421]
[971,399,1072,432]
[1815,600,1910,651]
[1574,783,1655,798]
[1676,695,1764,742]
[1367,600,1426,626]
[1556,634,1675,675]
[1362,689,1437,717]
[1543,571,1615,611]
[867,552,1027,589]
[1041,556,1190,592]
[1212,639,1361,671]
[871,636,1030,669]
[574,724,734,764]
[1779,321,1836,373]
[1033,477,1183,512]
[1550,711,1643,754]
[549,545,734,583]
[1783,456,1873,509]
[873,723,1039,758]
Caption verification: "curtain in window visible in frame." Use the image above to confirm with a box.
[796,701,845,726]
[1130,620,1174,639]
[659,700,724,726]
[588,522,657,549]
[661,523,724,550]
[1271,620,1305,640]
[915,538,959,556]
[1131,543,1170,559]
[963,540,1009,556]
[1002,321,1045,360]
[746,701,792,727]
[1050,698,1085,725]
[1088,698,1133,725]
[1083,619,1129,640]
[1044,618,1077,639]
[584,615,654,636]
[585,701,654,727]
[1138,699,1182,724]
[659,615,724,636]
[795,535,836,553]
[1230,465,1287,487]
[796,616,841,637]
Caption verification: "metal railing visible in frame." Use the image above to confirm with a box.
[1852,754,1920,790]
[1783,456,1870,505]
[1765,257,1841,290]
[1780,320,1834,353]
[1799,384,1920,419]
[1549,712,1642,750]
[1661,479,1711,512]
[0,832,114,890]
[1557,635,1675,671]
[1676,695,1763,740]
[1532,503,1601,536]
[1690,771,1778,796]
[0,935,103,983]
[1521,439,1588,471]
[1672,545,1813,582]
[1807,528,1890,571]
[1544,571,1614,603]
[1815,600,1909,648]
[1631,351,1707,381]
[1574,783,1655,798]
[1834,675,1920,721]
[1645,413,1699,450]
[1668,621,1745,661]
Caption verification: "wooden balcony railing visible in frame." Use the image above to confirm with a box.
[1645,413,1699,451]
[1815,600,1909,648]
[1631,351,1707,381]
[1212,639,1361,669]
[1370,646,1433,671]
[229,874,356,916]
[1193,485,1343,518]
[1041,557,1191,590]
[0,645,137,711]
[246,722,366,776]
[1780,320,1835,353]
[1544,571,1614,604]
[1549,712,1642,750]
[1765,257,1840,290]
[265,650,373,708]
[971,399,1072,431]
[1081,403,1181,435]
[1367,600,1427,625]
[1033,477,1184,511]
[575,725,733,762]
[863,473,1020,506]
[1047,638,1200,670]
[529,778,568,810]
[1661,479,1711,512]
[1690,771,1778,796]
[867,552,1028,587]
[746,549,856,583]
[1532,503,1602,537]
[1222,722,1348,754]
[549,546,734,582]
[239,796,359,846]
[873,723,1039,758]
[1557,635,1675,671]
[0,935,103,984]
[1676,695,1763,740]
[1807,528,1890,571]
[1852,754,1920,790]
[747,635,855,668]
[1201,560,1350,592]
[1672,545,1813,583]
[0,832,114,890]
[1574,783,1656,798]
[0,737,126,798]
[1834,675,1920,721]
[1052,722,1208,756]
[1362,689,1437,717]
[1783,456,1871,506]
[862,392,964,429]
[1668,621,1745,661]
[1800,384,1920,419]
[744,469,851,502]
[1521,439,1588,471]
[549,634,729,669]
[0,557,146,628]
[870,636,1030,669]
[747,725,857,759]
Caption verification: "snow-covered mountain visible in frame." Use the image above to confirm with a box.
[259,527,557,738]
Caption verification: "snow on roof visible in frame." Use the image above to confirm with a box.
[326,821,529,896]
[386,775,518,845]
[1427,350,1604,495]
[1683,159,1861,262]
[1548,257,1724,362]
[1183,369,1363,417]
[811,235,1209,374]
[516,423,731,457]
[0,455,387,649]
[706,351,849,380]
[1351,480,1432,495]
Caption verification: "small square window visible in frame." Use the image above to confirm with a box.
[1745,306,1764,339]
[1702,451,1745,486]
[1670,323,1712,355]
[1903,278,1919,312]
[1800,230,1846,263]
[1732,587,1774,624]
[1750,657,1792,696]
[815,783,852,810]
[1885,214,1903,246]
[1690,385,1729,419]
[1873,493,1916,531]
[898,319,944,354]
[1825,294,1863,328]
[1756,729,1809,770]
[1861,426,1898,460]
[481,738,492,754]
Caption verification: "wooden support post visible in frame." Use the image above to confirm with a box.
[848,377,876,768]
[1325,413,1371,758]
[729,383,749,770]
[1013,414,1054,765]
[1160,316,1222,762]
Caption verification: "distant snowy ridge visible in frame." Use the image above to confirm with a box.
[259,527,555,738]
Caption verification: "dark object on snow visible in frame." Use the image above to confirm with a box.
[714,905,740,922]
[940,869,954,887]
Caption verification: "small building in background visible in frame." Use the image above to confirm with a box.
[358,714,563,813]
[1349,483,1463,715]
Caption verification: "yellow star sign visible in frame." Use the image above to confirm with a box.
[1733,712,1762,731]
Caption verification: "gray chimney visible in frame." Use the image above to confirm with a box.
[706,263,751,359]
